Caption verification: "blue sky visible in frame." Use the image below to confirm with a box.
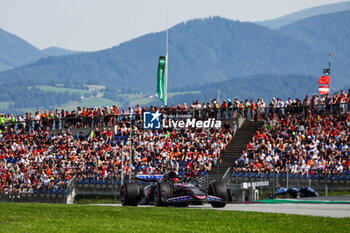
[0,0,346,51]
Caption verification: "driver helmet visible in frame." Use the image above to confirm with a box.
[172,177,180,182]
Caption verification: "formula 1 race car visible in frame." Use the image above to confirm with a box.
[120,171,227,208]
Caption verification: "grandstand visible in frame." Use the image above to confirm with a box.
[0,92,349,203]
[230,97,350,200]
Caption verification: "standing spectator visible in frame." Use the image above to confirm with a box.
[135,105,142,120]
[233,99,240,118]
[81,107,87,126]
[210,99,217,118]
[238,101,244,118]
[257,98,266,120]
[194,101,202,119]
[8,114,15,129]
[340,90,347,114]
[33,111,41,131]
[112,105,120,123]
[48,110,54,129]
[87,108,94,127]
[42,110,48,130]
[325,94,331,114]
[60,109,66,128]
[182,103,188,115]
[176,104,182,118]
[221,100,227,119]
[54,109,61,130]
[202,102,209,119]
[269,98,276,114]
[250,99,256,121]
[127,106,134,117]
[16,115,25,131]
[332,92,340,114]
[0,114,5,131]
[276,98,284,115]
[347,89,350,111]
[227,99,233,119]
[303,94,311,110]
[25,112,33,131]
[243,99,250,120]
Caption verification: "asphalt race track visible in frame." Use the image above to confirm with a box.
[92,203,350,218]
[191,203,350,218]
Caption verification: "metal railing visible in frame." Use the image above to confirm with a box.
[1,102,348,132]
[222,167,232,184]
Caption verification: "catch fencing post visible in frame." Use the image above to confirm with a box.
[286,169,289,189]
[121,142,124,187]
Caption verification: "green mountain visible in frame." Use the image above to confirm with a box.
[151,74,318,107]
[1,10,349,113]
[0,27,44,71]
[278,10,350,87]
[0,17,324,93]
[257,1,350,29]
[0,28,81,71]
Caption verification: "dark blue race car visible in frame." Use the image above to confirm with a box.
[120,171,227,208]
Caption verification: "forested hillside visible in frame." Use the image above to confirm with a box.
[1,10,349,114]
[0,17,324,92]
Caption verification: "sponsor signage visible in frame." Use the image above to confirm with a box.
[241,181,269,189]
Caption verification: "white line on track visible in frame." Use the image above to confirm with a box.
[88,203,350,218]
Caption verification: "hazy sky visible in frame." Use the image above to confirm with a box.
[0,0,346,51]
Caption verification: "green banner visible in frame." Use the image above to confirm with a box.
[157,56,166,103]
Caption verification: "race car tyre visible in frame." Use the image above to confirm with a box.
[120,182,141,206]
[154,182,171,206]
[209,181,227,208]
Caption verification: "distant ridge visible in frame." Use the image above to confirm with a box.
[0,27,82,71]
[278,9,350,87]
[257,1,350,29]
[160,74,319,108]
[0,17,324,92]
[0,27,44,71]
[42,47,79,57]
[0,9,350,113]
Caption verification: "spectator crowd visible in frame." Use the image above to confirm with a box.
[1,90,349,131]
[0,90,349,198]
[234,92,350,178]
[0,118,232,198]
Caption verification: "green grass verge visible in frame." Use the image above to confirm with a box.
[0,202,349,233]
[318,190,350,197]
[74,197,117,204]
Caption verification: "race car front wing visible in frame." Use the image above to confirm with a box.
[166,195,225,203]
